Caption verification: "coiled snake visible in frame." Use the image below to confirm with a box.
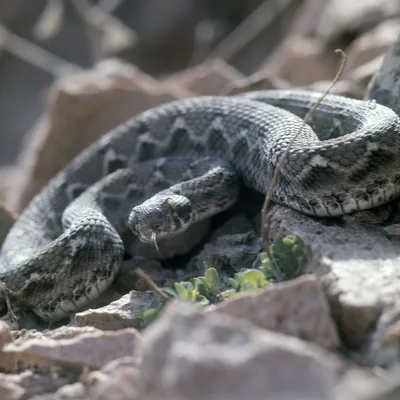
[1,90,400,321]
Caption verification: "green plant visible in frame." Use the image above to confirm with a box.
[260,235,309,281]
[222,268,269,298]
[139,234,309,327]
[141,298,167,327]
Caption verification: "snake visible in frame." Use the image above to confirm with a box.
[0,89,400,322]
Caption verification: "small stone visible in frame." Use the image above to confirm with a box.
[4,328,141,369]
[0,321,17,372]
[74,291,160,331]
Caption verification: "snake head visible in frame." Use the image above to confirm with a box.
[129,194,194,243]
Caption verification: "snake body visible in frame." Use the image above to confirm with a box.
[1,90,400,321]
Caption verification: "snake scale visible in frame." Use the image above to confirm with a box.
[1,90,400,321]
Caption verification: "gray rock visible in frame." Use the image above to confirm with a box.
[187,215,261,283]
[137,301,343,400]
[212,275,340,350]
[267,205,400,365]
[368,32,400,115]
[74,290,160,331]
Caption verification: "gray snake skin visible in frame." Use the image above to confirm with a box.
[1,90,400,321]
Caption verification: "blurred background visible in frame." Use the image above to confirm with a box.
[0,0,399,213]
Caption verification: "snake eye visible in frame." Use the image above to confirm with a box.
[166,198,176,211]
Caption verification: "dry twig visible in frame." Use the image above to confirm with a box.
[0,24,80,77]
[206,0,295,62]
[261,49,348,281]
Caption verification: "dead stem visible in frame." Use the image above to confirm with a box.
[260,49,348,281]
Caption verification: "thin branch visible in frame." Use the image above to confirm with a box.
[261,49,348,281]
[0,24,80,77]
[135,268,170,300]
[33,0,65,41]
[70,0,136,64]
[206,0,294,62]
[1,283,17,325]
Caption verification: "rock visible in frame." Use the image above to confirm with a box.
[86,370,138,400]
[0,202,17,247]
[0,378,25,400]
[46,382,87,400]
[262,37,339,86]
[267,205,400,365]
[7,59,184,213]
[314,0,400,42]
[86,358,139,400]
[367,32,400,115]
[0,321,17,372]
[349,54,386,95]
[30,357,139,400]
[74,291,160,331]
[137,301,344,400]
[0,370,71,399]
[211,275,340,350]
[227,71,292,95]
[332,367,387,400]
[3,328,141,369]
[345,19,400,71]
[162,59,245,95]
[101,356,139,373]
[185,215,261,283]
[192,231,261,277]
[10,326,101,347]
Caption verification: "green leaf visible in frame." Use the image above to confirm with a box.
[228,278,239,290]
[204,267,219,293]
[173,282,189,300]
[163,287,179,298]
[234,274,248,288]
[196,295,210,306]
[142,308,160,326]
[220,289,238,299]
[242,269,269,287]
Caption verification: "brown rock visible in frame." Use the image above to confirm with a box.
[211,275,340,350]
[0,202,17,247]
[315,0,400,42]
[262,37,339,86]
[0,379,25,400]
[349,54,386,93]
[162,59,245,95]
[0,370,71,399]
[345,19,400,71]
[51,382,87,399]
[3,328,141,369]
[138,301,343,400]
[0,321,17,372]
[86,370,137,400]
[9,326,102,352]
[74,291,160,331]
[86,359,138,400]
[227,71,292,95]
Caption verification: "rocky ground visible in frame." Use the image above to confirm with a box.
[1,1,400,399]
